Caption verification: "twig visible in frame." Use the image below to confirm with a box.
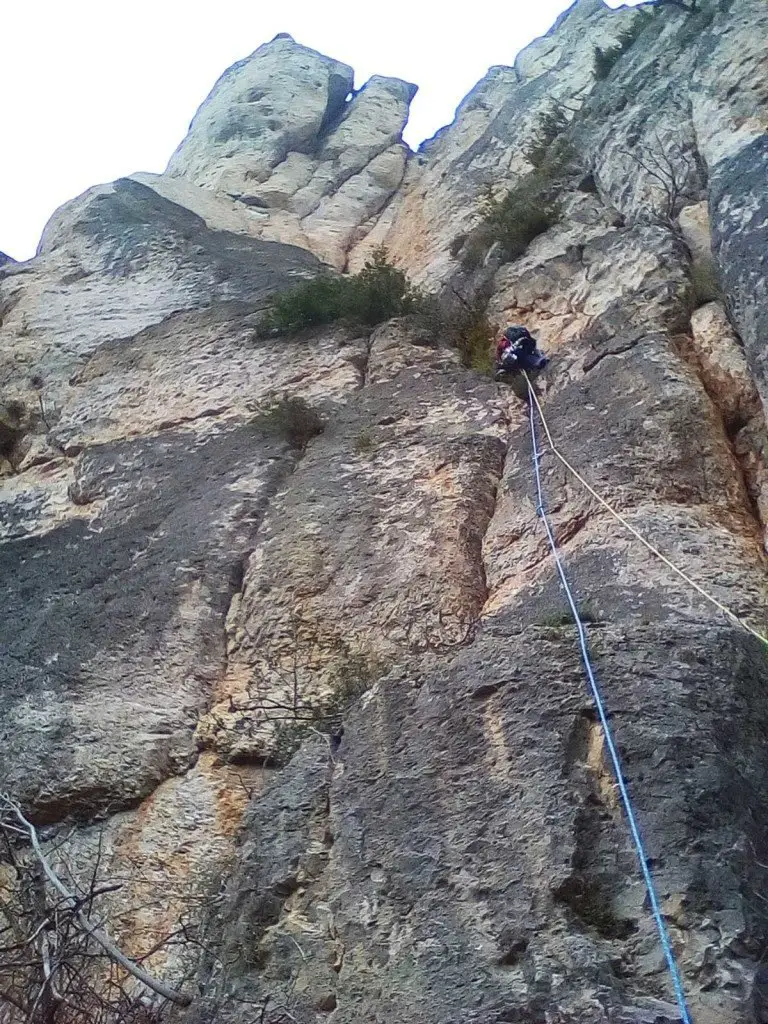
[0,795,192,1007]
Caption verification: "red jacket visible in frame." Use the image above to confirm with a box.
[496,336,511,361]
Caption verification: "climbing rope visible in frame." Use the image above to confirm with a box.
[522,374,768,648]
[526,377,694,1024]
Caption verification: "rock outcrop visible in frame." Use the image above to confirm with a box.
[162,34,416,270]
[2,2,768,1023]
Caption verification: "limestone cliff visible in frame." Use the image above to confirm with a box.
[2,2,768,1022]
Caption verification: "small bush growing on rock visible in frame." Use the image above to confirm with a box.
[480,182,560,262]
[593,16,648,80]
[593,44,625,80]
[538,604,599,628]
[524,105,570,169]
[449,233,468,258]
[353,429,377,455]
[673,3,717,47]
[467,152,567,267]
[253,397,325,451]
[655,0,698,10]
[0,398,30,471]
[619,127,701,223]
[456,310,494,373]
[258,246,420,336]
[409,292,494,374]
[269,646,385,766]
[458,233,492,272]
[689,257,724,308]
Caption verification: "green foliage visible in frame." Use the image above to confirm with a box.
[593,15,648,80]
[456,311,494,373]
[455,117,574,272]
[408,293,494,374]
[654,0,698,9]
[458,233,492,272]
[538,605,599,627]
[449,233,468,258]
[476,150,567,264]
[353,429,377,455]
[481,184,559,261]
[271,650,384,765]
[689,257,724,308]
[258,246,420,336]
[252,397,325,451]
[593,45,622,80]
[673,2,717,46]
[0,398,29,469]
[525,106,569,169]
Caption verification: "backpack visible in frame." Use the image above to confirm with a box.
[504,326,535,355]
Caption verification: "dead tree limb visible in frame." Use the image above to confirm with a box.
[0,794,192,1008]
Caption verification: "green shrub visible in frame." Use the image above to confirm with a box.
[689,257,724,308]
[423,300,493,372]
[538,604,599,627]
[593,16,648,80]
[252,397,325,451]
[449,233,468,258]
[673,3,716,46]
[258,246,419,336]
[270,649,384,765]
[525,106,569,169]
[459,232,493,272]
[0,398,29,470]
[479,165,563,262]
[594,45,623,80]
[465,141,572,268]
[353,429,377,455]
[408,292,494,374]
[482,185,560,261]
[456,312,494,373]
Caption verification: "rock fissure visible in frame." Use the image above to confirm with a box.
[675,305,768,546]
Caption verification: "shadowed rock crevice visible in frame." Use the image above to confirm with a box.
[555,712,638,944]
[674,302,768,546]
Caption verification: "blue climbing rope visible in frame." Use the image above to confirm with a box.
[526,381,694,1024]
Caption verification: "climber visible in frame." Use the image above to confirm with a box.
[494,325,549,383]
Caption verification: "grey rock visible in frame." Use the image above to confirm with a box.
[2,3,768,1023]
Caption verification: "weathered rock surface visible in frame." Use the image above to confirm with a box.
[2,2,768,1023]
[165,35,415,270]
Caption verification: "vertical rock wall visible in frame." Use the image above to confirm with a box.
[2,2,768,1022]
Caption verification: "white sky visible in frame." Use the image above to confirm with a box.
[1,0,640,261]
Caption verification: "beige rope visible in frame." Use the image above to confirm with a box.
[523,372,768,646]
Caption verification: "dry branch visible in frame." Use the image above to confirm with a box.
[0,794,192,1009]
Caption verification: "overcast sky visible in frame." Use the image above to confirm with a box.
[1,0,639,261]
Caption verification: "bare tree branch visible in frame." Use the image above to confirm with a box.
[0,795,192,1008]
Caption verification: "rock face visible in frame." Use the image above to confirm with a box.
[164,34,416,270]
[2,2,768,1024]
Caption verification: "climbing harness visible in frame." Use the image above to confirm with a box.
[525,374,695,1024]
[523,374,768,649]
